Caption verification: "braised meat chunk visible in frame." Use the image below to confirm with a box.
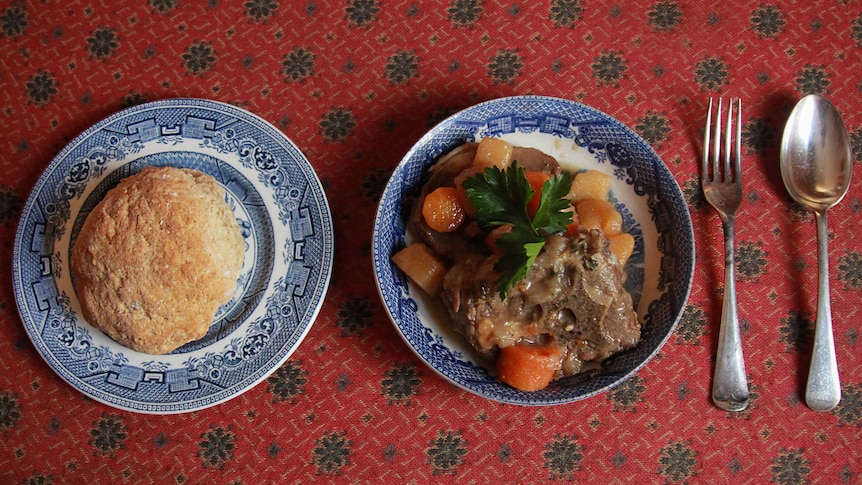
[443,232,640,379]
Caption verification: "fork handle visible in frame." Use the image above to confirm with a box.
[712,216,750,412]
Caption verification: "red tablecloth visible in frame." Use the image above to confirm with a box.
[1,1,861,483]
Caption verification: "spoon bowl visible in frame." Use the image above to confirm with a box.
[780,94,853,412]
[781,95,853,211]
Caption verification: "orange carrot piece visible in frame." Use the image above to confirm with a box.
[391,243,447,296]
[485,224,513,255]
[453,166,483,216]
[422,186,465,233]
[496,343,562,392]
[564,210,580,237]
[524,171,551,219]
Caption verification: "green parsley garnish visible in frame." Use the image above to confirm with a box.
[462,162,573,299]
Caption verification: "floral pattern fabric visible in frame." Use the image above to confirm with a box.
[1,0,862,483]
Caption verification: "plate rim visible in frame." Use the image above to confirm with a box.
[373,94,695,405]
[11,97,334,414]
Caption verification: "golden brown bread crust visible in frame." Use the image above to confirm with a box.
[70,166,245,355]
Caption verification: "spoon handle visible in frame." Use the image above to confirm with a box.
[806,211,841,412]
[712,216,750,412]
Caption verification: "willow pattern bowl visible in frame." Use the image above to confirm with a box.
[373,95,694,405]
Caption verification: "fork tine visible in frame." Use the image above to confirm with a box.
[713,98,723,182]
[724,98,733,182]
[702,98,713,181]
[734,98,742,184]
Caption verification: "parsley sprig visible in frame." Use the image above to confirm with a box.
[462,162,573,299]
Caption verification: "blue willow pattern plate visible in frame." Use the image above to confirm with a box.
[12,98,333,414]
[373,96,695,405]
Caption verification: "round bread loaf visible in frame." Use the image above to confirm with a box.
[71,166,245,354]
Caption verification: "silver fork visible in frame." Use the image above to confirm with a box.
[702,97,750,412]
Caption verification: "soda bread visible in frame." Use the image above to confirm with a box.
[71,166,245,354]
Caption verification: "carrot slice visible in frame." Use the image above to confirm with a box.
[524,171,551,219]
[496,343,562,392]
[564,209,580,237]
[453,166,483,216]
[422,186,465,233]
[485,224,513,255]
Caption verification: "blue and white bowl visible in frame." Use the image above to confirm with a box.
[373,95,694,405]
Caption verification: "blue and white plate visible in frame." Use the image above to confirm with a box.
[12,98,334,414]
[373,95,694,405]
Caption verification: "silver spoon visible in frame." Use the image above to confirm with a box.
[780,94,852,412]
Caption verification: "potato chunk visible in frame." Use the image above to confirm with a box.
[607,233,635,265]
[568,170,612,203]
[392,243,447,296]
[473,137,513,169]
[576,198,623,236]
